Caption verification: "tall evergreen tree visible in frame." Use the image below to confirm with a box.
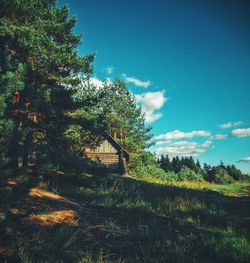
[0,0,94,168]
[160,154,171,172]
[172,156,181,173]
[102,79,152,152]
[196,159,201,169]
[76,78,153,153]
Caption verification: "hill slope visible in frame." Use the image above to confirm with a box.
[1,169,250,262]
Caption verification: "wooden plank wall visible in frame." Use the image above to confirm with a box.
[84,138,127,173]
[91,140,117,153]
[85,152,119,165]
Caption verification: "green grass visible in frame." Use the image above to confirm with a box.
[0,169,250,262]
[139,174,250,197]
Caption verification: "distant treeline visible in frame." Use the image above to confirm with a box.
[157,155,249,184]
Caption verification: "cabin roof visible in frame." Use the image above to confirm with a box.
[104,132,129,159]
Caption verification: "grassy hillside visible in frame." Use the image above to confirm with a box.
[0,168,250,262]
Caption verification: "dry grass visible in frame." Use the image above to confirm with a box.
[28,187,79,206]
[0,247,13,257]
[26,210,78,226]
[6,175,26,186]
[29,187,66,201]
[139,176,250,197]
[9,208,23,215]
[7,178,18,185]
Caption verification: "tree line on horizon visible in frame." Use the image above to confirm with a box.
[156,155,249,184]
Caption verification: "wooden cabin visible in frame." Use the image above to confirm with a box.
[84,132,129,175]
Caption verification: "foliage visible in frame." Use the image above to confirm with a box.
[210,167,235,184]
[129,151,166,178]
[0,0,96,169]
[158,155,249,184]
[74,78,153,153]
[0,0,151,171]
[177,166,204,182]
[226,164,249,181]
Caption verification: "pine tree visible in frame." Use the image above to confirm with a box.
[220,161,225,169]
[172,156,181,173]
[0,0,94,168]
[160,154,171,172]
[196,159,201,169]
[91,78,152,152]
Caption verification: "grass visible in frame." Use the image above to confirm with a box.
[140,175,250,197]
[0,168,250,262]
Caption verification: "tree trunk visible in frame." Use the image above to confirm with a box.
[22,132,32,167]
[7,127,20,168]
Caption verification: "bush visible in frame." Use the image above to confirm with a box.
[147,165,172,179]
[177,166,204,182]
[213,167,234,184]
[129,151,167,179]
[152,170,178,181]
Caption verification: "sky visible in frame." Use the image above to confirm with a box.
[58,0,250,173]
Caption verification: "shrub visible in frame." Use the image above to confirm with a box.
[147,165,172,179]
[213,167,234,184]
[177,166,204,182]
[152,171,178,181]
[129,151,167,179]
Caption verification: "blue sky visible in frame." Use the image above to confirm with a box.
[59,0,250,173]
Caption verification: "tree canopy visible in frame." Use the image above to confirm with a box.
[0,0,151,171]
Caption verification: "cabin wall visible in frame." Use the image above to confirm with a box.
[84,139,120,167]
[85,152,119,166]
[84,137,128,174]
[91,140,117,153]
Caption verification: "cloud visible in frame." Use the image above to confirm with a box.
[219,121,243,129]
[104,66,114,75]
[201,140,213,148]
[210,134,228,140]
[123,74,151,88]
[88,77,103,88]
[155,140,172,146]
[238,157,250,163]
[155,130,211,141]
[230,128,250,138]
[135,91,167,123]
[85,77,112,88]
[145,112,163,123]
[155,140,212,157]
[135,91,166,111]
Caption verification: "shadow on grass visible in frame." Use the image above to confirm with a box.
[1,170,250,262]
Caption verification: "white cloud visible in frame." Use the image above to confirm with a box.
[135,91,166,111]
[238,157,250,163]
[211,134,228,140]
[84,77,112,88]
[123,74,151,88]
[145,112,163,123]
[135,91,167,123]
[155,140,172,146]
[171,141,198,147]
[201,140,212,148]
[230,128,250,138]
[89,77,103,88]
[104,66,114,75]
[219,121,243,129]
[155,130,211,141]
[155,139,212,157]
